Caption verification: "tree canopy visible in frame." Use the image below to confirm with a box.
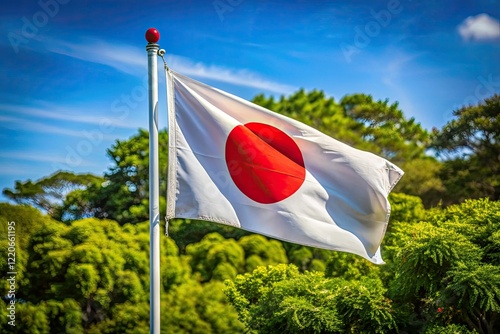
[431,94,500,205]
[1,90,498,333]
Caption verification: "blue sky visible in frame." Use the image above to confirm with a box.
[0,0,499,201]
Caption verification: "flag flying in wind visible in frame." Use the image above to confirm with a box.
[165,70,404,264]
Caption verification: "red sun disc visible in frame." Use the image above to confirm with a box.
[225,122,306,204]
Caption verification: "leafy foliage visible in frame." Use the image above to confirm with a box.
[325,251,380,281]
[340,93,429,162]
[425,324,478,334]
[390,199,500,334]
[186,232,288,282]
[1,90,498,333]
[2,171,103,219]
[162,281,244,334]
[80,129,169,224]
[224,264,397,333]
[2,130,169,225]
[431,94,500,204]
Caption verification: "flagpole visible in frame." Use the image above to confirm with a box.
[146,28,161,334]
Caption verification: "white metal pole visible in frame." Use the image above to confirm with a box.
[146,28,160,334]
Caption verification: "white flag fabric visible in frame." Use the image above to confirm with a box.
[166,70,403,264]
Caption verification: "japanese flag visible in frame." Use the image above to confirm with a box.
[166,70,403,264]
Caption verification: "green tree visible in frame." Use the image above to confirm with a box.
[2,129,169,225]
[87,301,149,334]
[185,233,288,282]
[431,94,500,204]
[0,299,83,334]
[225,264,397,333]
[84,129,169,224]
[22,218,152,329]
[168,218,249,252]
[390,199,500,334]
[340,93,429,162]
[334,278,397,334]
[238,234,288,272]
[1,204,152,331]
[284,244,330,272]
[1,203,52,292]
[162,281,244,333]
[2,171,103,219]
[186,233,245,282]
[425,324,477,334]
[339,93,445,206]
[392,157,444,207]
[325,252,380,281]
[387,192,426,224]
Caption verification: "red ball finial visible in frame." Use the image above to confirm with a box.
[145,28,160,43]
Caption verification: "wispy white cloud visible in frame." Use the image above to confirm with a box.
[0,163,41,176]
[39,36,146,75]
[0,115,116,140]
[0,154,96,176]
[458,13,500,42]
[0,103,138,129]
[0,151,78,165]
[378,50,425,87]
[358,49,439,125]
[166,55,296,94]
[38,35,296,94]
